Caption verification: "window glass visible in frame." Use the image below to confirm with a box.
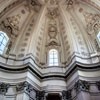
[97,31,100,42]
[0,31,9,54]
[49,49,58,66]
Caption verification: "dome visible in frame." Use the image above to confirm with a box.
[0,0,100,100]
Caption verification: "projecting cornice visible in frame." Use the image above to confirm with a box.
[0,54,100,80]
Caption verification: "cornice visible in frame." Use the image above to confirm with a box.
[0,58,100,81]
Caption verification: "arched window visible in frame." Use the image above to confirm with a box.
[49,49,58,66]
[0,31,9,54]
[97,31,100,47]
[97,31,100,42]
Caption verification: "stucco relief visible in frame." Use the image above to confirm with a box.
[47,7,59,19]
[7,14,21,31]
[83,11,100,51]
[83,12,100,35]
[46,6,60,48]
[74,80,90,92]
[64,0,75,10]
[0,82,10,95]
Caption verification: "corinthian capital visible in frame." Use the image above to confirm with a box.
[0,82,10,95]
[74,80,90,92]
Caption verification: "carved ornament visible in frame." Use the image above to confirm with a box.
[47,7,59,19]
[0,82,10,95]
[48,25,57,38]
[74,80,90,92]
[96,81,100,91]
[62,90,72,100]
[84,12,100,35]
[7,14,21,31]
[16,82,34,93]
[36,91,45,100]
[65,0,74,9]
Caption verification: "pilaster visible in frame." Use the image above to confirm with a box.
[16,81,37,100]
[0,82,10,100]
[74,80,91,100]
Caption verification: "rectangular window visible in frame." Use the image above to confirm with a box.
[49,49,58,66]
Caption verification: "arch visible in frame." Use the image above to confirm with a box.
[0,31,9,54]
[48,49,58,66]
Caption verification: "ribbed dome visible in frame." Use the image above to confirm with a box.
[0,0,99,68]
[0,0,100,99]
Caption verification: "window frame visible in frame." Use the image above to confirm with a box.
[48,49,59,66]
[96,31,100,48]
[0,31,9,54]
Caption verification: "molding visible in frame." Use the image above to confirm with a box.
[0,52,100,67]
[0,52,100,82]
[0,62,100,81]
